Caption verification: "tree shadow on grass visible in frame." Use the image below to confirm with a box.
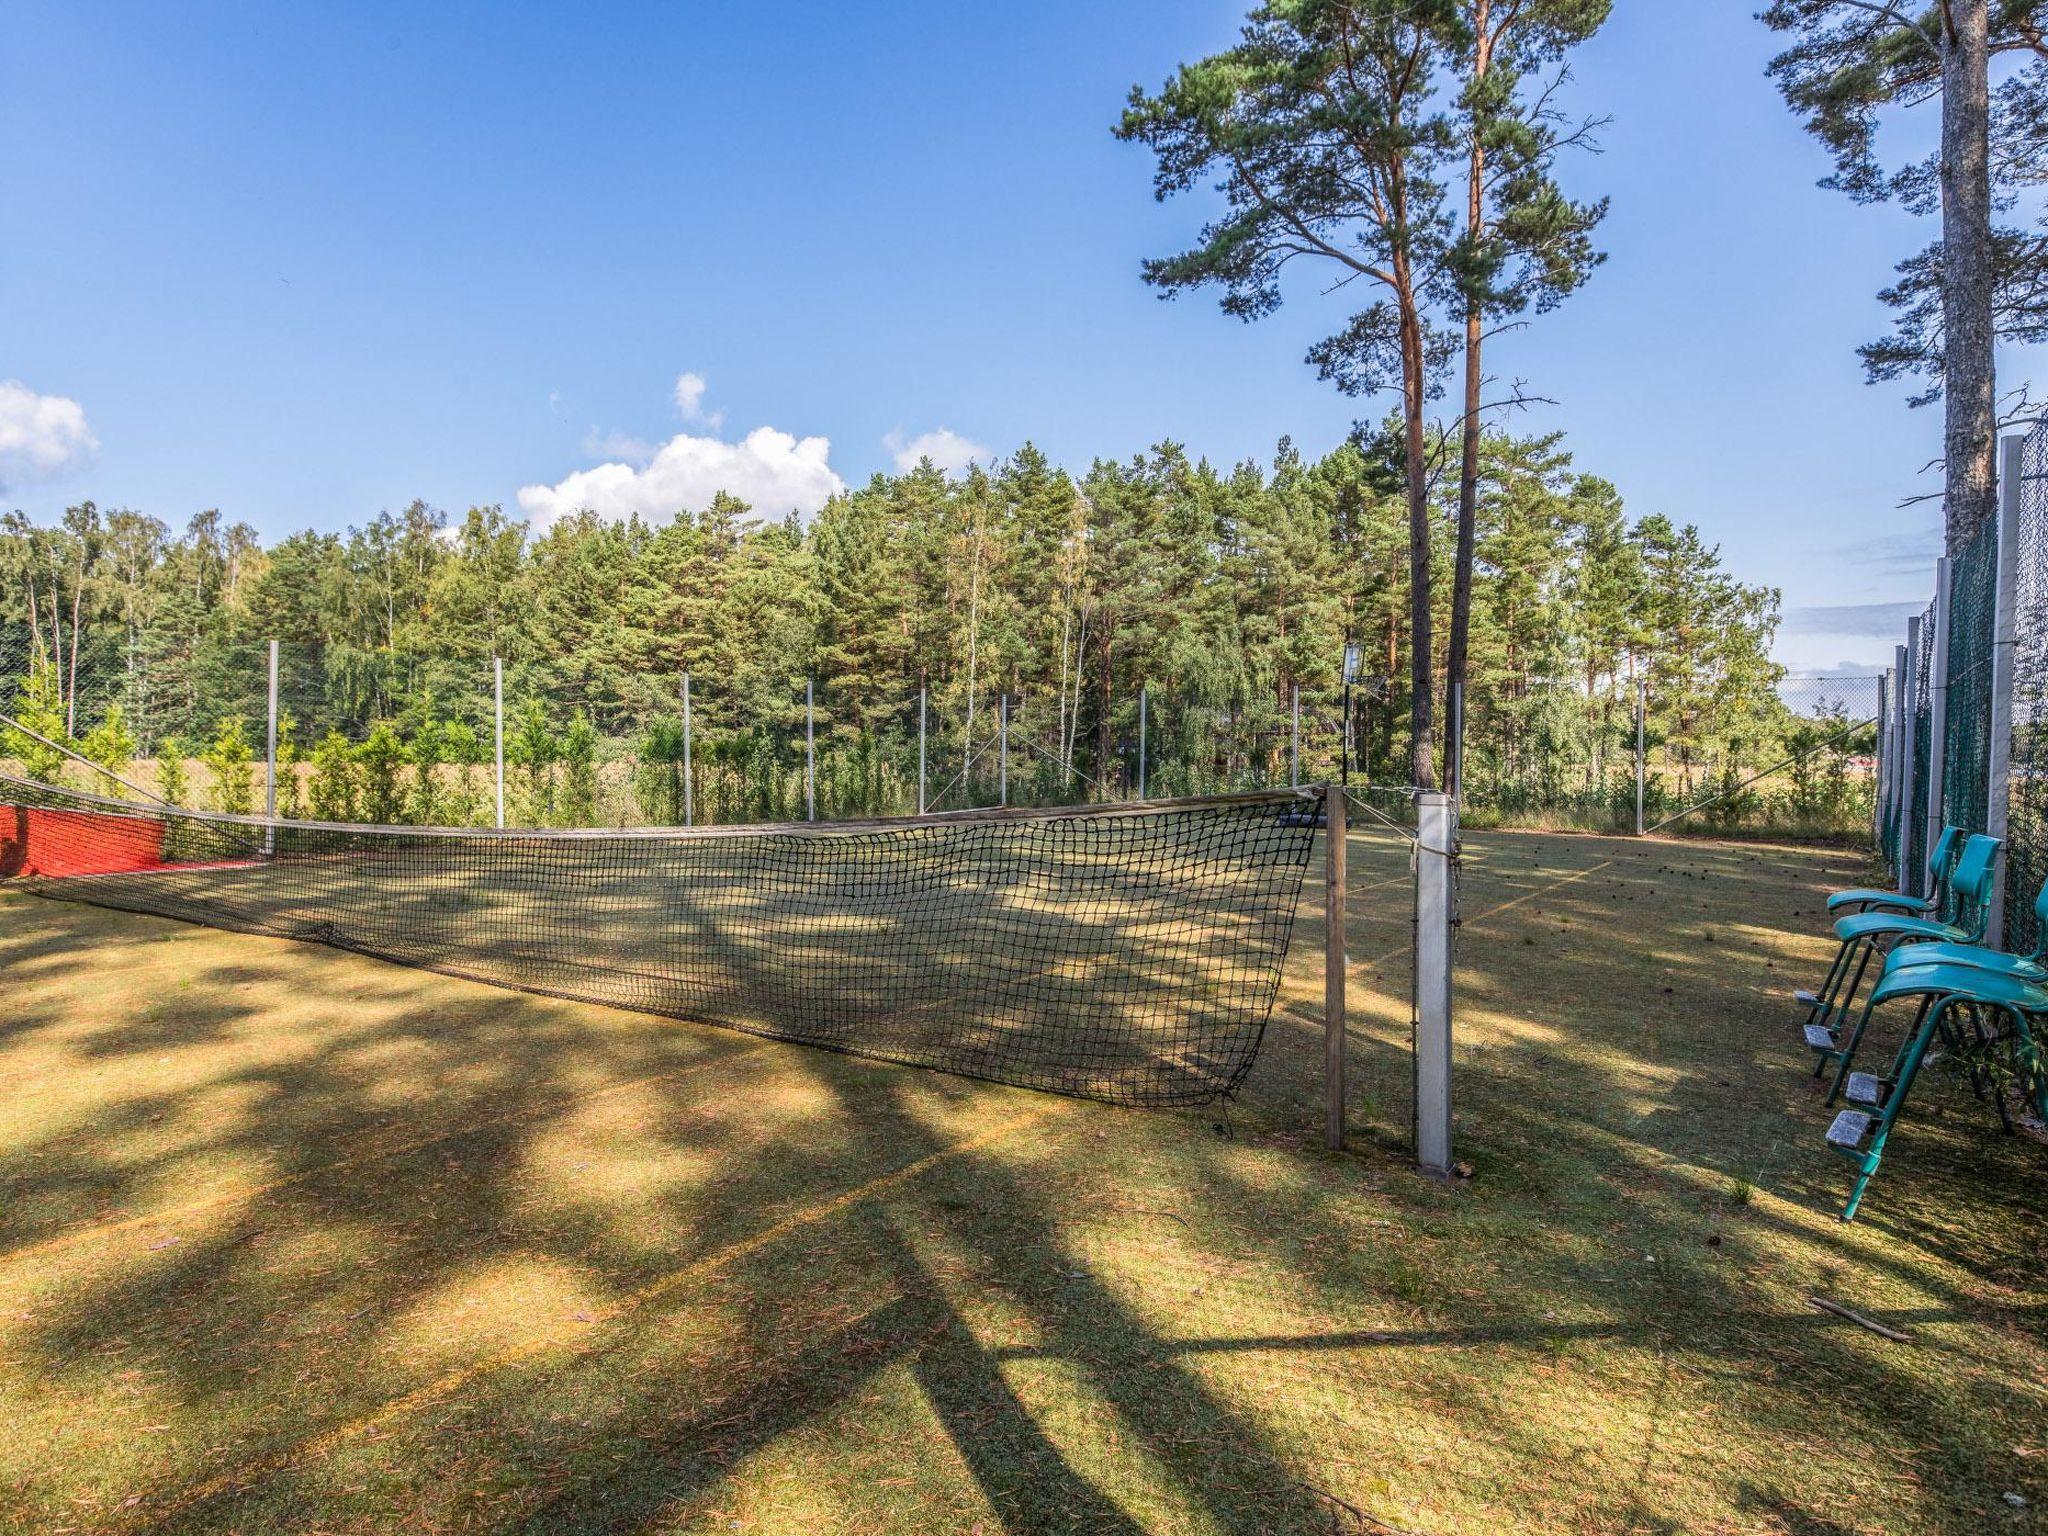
[0,827,2042,1533]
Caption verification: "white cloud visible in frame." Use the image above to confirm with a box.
[0,380,96,486]
[885,426,990,475]
[673,371,708,418]
[579,427,658,464]
[518,424,844,530]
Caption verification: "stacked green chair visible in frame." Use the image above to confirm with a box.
[1800,833,1999,1074]
[1826,872,2048,1114]
[1824,961,2047,1220]
[1822,825,1960,918]
[1797,826,1962,1030]
[1810,835,2004,1093]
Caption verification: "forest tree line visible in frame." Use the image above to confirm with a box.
[0,425,1814,825]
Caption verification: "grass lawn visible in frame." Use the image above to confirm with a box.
[0,827,2042,1534]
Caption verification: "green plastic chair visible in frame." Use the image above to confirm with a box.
[1824,825,1960,917]
[1800,834,2001,1068]
[1825,962,2048,1220]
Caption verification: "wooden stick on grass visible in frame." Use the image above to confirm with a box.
[1809,1296,1914,1343]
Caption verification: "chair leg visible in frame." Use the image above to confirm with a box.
[1827,989,1928,1107]
[1828,937,1890,1033]
[1804,939,1855,1029]
[1809,940,1876,1078]
[2002,1007,2047,1126]
[1842,998,1947,1222]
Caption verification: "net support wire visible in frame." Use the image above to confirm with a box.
[0,708,177,811]
[1639,712,1881,839]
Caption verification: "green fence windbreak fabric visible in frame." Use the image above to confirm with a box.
[1906,600,1935,898]
[1944,516,1999,839]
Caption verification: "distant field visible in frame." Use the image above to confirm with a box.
[1,828,2042,1534]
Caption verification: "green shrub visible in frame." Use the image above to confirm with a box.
[156,738,190,807]
[560,713,598,827]
[275,716,304,819]
[356,722,407,824]
[442,719,485,826]
[633,715,689,824]
[510,699,557,826]
[6,641,70,785]
[308,730,359,821]
[201,717,255,815]
[77,704,137,798]
[407,719,445,825]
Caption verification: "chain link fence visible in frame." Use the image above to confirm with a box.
[2003,420,2048,953]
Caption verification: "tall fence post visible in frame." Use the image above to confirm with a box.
[806,678,816,823]
[681,670,693,829]
[918,686,927,815]
[999,694,1009,807]
[1634,677,1647,836]
[1892,618,1908,897]
[1986,434,2025,946]
[1889,649,1908,876]
[1925,557,1952,877]
[1415,790,1456,1178]
[1871,671,1887,848]
[264,638,279,854]
[1324,781,1347,1151]
[1138,686,1148,800]
[493,656,505,830]
[1291,683,1301,789]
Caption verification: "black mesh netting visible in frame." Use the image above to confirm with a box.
[1906,602,1935,898]
[0,773,1318,1106]
[1944,516,1998,839]
[2005,420,2048,954]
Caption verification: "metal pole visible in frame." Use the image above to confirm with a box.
[1872,670,1889,850]
[1986,434,2025,946]
[1137,686,1148,800]
[1341,683,1353,786]
[806,678,816,822]
[1892,647,1908,884]
[1889,649,1908,876]
[1901,617,1923,895]
[999,694,1009,807]
[1324,781,1347,1151]
[493,656,505,830]
[682,670,693,829]
[918,687,927,815]
[1634,676,1647,837]
[1925,557,1952,877]
[1291,683,1300,789]
[264,638,279,854]
[1414,790,1455,1178]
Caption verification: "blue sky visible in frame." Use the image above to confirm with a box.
[3,1,2039,673]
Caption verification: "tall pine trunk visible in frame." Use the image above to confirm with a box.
[1446,0,1492,804]
[1940,0,1996,552]
[1402,305,1436,791]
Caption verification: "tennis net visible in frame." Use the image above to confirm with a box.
[0,773,1318,1106]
